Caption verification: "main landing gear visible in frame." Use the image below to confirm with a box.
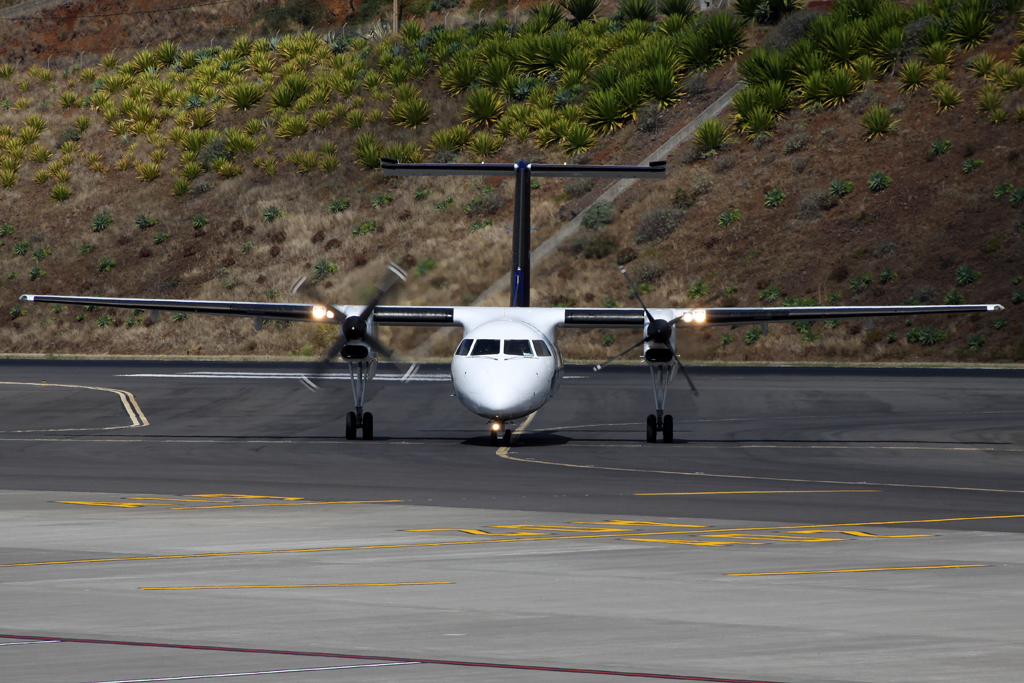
[345,359,375,441]
[646,363,675,444]
[489,421,512,447]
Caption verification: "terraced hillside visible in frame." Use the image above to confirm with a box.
[1,0,1023,364]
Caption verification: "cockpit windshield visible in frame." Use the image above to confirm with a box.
[532,340,551,356]
[455,338,473,356]
[503,339,533,356]
[470,339,500,356]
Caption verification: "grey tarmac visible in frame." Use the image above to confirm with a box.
[1,360,1022,683]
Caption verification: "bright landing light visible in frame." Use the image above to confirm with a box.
[312,306,334,319]
[492,422,501,431]
[682,310,707,323]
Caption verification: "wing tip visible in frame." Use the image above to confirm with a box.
[989,304,1005,312]
[20,294,32,301]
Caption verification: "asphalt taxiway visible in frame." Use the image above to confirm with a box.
[1,360,1023,682]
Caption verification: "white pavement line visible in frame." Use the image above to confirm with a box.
[0,639,60,646]
[0,381,149,431]
[116,373,450,382]
[83,661,418,683]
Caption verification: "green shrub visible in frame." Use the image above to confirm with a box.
[312,259,338,281]
[352,132,384,170]
[581,201,614,230]
[91,212,113,232]
[31,247,51,262]
[583,234,619,259]
[353,220,376,236]
[929,139,952,158]
[192,214,209,229]
[97,257,116,273]
[720,333,735,345]
[371,191,393,208]
[28,266,44,280]
[879,268,897,283]
[759,285,781,302]
[153,232,170,244]
[945,289,965,305]
[744,327,762,344]
[962,158,983,174]
[906,326,946,346]
[955,265,980,286]
[97,315,114,327]
[135,214,158,230]
[688,281,709,299]
[868,171,892,192]
[328,199,350,213]
[1010,188,1024,208]
[262,206,282,223]
[764,189,785,208]
[718,208,741,225]
[13,240,30,256]
[635,207,685,244]
[967,334,985,351]
[828,179,854,198]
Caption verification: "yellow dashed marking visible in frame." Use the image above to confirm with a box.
[140,581,452,590]
[730,565,989,576]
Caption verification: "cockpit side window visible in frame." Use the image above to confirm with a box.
[503,339,533,356]
[455,338,473,356]
[470,339,500,356]
[532,339,552,357]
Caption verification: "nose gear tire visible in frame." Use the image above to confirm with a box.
[345,412,357,440]
[362,411,374,440]
[646,414,657,443]
[663,414,673,443]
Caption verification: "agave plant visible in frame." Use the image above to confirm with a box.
[559,0,602,23]
[852,55,878,82]
[617,0,656,21]
[949,3,994,50]
[798,70,828,107]
[465,132,504,160]
[861,104,897,139]
[352,133,384,170]
[740,105,776,139]
[899,59,928,91]
[646,65,680,107]
[932,81,963,112]
[921,41,953,67]
[390,96,433,128]
[583,89,626,135]
[738,47,792,88]
[693,118,729,154]
[464,88,504,127]
[977,84,1003,114]
[822,68,861,107]
[440,53,482,95]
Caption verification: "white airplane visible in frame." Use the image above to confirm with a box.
[22,160,1003,446]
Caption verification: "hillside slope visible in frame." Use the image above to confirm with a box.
[1,0,1023,364]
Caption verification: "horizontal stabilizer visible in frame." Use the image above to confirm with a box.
[381,159,666,179]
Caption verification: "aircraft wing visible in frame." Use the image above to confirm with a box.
[559,304,1003,328]
[18,294,461,327]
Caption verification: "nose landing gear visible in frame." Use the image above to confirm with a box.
[489,421,512,447]
[646,413,673,443]
[346,409,373,440]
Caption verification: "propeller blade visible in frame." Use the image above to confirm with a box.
[359,262,407,321]
[291,276,344,319]
[618,266,656,324]
[593,335,651,372]
[364,331,420,381]
[664,341,699,397]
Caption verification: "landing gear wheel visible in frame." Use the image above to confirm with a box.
[345,412,357,440]
[503,429,512,447]
[663,414,673,443]
[362,412,374,440]
[646,414,657,443]
[490,429,498,447]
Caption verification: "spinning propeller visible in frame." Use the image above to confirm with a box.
[292,262,419,390]
[592,266,699,396]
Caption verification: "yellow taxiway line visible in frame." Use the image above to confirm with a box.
[140,581,451,590]
[0,381,149,430]
[730,564,989,576]
[3,513,1022,569]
